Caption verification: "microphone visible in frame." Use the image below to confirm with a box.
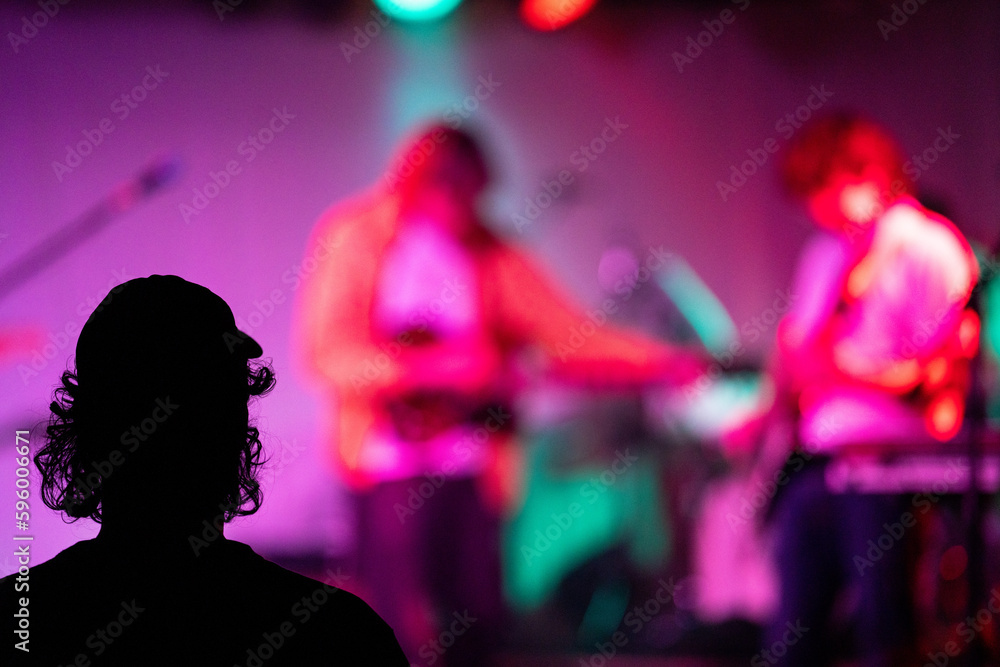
[108,154,185,212]
[139,154,184,195]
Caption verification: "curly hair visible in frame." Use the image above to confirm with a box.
[35,359,276,524]
[780,111,912,200]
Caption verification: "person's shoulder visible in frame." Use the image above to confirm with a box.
[228,541,409,666]
[0,539,108,665]
[215,541,406,654]
[152,539,407,664]
[0,539,98,593]
[794,229,851,277]
[877,198,977,279]
[212,539,333,592]
[468,224,536,270]
[880,196,958,241]
[803,228,846,254]
[1,539,407,666]
[215,540,370,612]
[291,587,409,666]
[309,189,399,247]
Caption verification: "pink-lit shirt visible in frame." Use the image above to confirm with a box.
[365,219,491,480]
[787,198,977,453]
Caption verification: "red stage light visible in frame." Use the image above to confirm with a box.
[939,545,968,581]
[958,309,980,357]
[925,389,962,441]
[520,0,599,31]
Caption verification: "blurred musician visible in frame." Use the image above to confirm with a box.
[295,123,701,664]
[761,112,979,666]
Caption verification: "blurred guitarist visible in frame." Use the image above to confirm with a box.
[294,123,702,665]
[759,112,979,667]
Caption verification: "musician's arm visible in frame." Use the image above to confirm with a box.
[723,234,850,459]
[489,245,702,388]
[772,233,852,397]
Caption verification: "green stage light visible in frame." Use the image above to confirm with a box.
[373,0,464,22]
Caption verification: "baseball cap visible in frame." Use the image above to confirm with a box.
[75,275,262,389]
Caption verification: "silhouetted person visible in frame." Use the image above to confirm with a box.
[0,275,408,666]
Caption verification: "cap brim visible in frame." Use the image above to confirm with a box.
[224,328,263,358]
[240,331,263,358]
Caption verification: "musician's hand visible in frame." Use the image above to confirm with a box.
[394,337,501,395]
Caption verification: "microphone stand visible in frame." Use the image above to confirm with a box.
[0,157,181,304]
